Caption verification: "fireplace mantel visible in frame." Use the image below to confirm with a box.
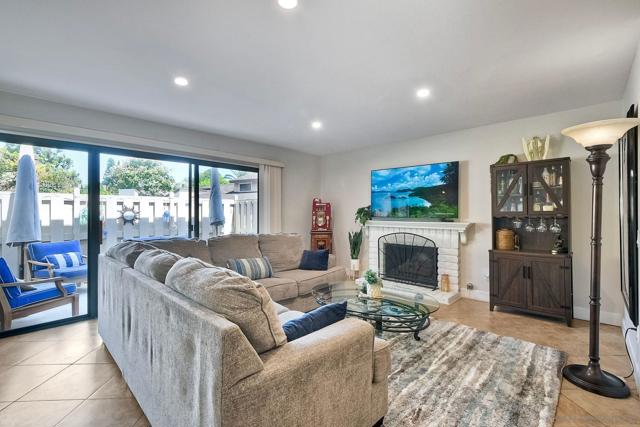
[366,220,473,244]
[366,220,475,304]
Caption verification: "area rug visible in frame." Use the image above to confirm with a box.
[383,320,567,427]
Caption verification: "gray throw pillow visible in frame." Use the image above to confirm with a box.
[165,257,287,354]
[258,234,304,272]
[133,249,182,283]
[105,241,156,267]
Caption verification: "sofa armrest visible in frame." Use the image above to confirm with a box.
[328,253,337,269]
[223,318,376,427]
[373,337,390,383]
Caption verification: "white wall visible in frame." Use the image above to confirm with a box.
[0,91,321,244]
[622,40,640,387]
[320,100,624,325]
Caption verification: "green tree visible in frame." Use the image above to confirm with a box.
[0,144,81,192]
[101,158,177,196]
[198,169,229,188]
[441,162,458,186]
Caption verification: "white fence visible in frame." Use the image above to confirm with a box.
[0,191,257,273]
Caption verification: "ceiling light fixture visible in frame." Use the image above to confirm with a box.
[278,0,298,9]
[416,88,431,99]
[174,76,189,87]
[311,120,323,130]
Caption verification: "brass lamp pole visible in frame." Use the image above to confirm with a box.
[561,118,640,398]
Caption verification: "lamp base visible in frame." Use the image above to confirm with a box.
[563,363,630,399]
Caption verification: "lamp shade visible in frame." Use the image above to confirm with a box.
[561,118,640,148]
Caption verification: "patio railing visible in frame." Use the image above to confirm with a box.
[0,191,257,273]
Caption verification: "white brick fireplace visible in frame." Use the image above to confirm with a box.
[366,220,473,304]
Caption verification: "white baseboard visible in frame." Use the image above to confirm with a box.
[573,306,622,326]
[461,289,490,302]
[622,312,640,387]
[459,292,622,326]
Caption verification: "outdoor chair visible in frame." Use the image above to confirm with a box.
[26,240,87,285]
[0,257,79,331]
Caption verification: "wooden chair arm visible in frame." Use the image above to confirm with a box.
[27,260,54,269]
[0,277,65,288]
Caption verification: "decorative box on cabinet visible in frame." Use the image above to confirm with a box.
[489,157,573,325]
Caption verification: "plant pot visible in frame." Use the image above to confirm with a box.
[368,282,383,299]
[350,259,360,272]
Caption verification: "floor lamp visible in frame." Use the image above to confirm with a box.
[561,118,640,399]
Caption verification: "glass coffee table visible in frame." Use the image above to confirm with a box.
[312,281,439,340]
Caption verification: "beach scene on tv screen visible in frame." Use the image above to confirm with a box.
[371,162,459,219]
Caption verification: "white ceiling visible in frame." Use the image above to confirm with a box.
[1,0,639,155]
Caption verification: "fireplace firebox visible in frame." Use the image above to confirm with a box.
[378,232,438,289]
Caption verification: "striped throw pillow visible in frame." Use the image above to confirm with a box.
[44,252,85,269]
[227,257,273,280]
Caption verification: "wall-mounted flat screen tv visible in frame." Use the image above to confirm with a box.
[371,161,459,220]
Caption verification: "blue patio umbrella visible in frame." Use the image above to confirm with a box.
[6,150,41,279]
[209,168,225,235]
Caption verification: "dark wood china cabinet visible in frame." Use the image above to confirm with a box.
[489,157,573,326]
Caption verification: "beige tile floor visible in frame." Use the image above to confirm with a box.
[0,299,637,426]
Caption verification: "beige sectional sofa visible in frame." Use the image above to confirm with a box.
[98,234,389,427]
[150,233,347,312]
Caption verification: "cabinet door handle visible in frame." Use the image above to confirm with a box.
[527,266,532,279]
[522,267,526,279]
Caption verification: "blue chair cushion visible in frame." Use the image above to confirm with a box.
[44,252,84,269]
[0,258,21,300]
[33,265,87,280]
[299,249,329,271]
[282,302,347,342]
[28,241,83,271]
[9,282,77,309]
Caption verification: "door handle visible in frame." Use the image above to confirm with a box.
[523,266,526,279]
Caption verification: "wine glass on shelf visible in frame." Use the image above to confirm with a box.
[512,218,523,229]
[537,218,547,233]
[550,217,562,234]
[524,218,535,233]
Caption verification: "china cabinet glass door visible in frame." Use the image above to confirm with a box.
[528,160,568,215]
[494,165,527,216]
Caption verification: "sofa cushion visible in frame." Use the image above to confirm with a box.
[146,239,210,263]
[105,241,156,267]
[373,338,391,384]
[208,234,262,267]
[299,249,329,270]
[278,309,304,324]
[258,234,304,272]
[274,266,347,296]
[255,277,298,302]
[165,257,287,354]
[227,257,273,280]
[272,301,289,315]
[133,249,182,283]
[282,302,347,342]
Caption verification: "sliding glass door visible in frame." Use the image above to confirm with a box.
[0,139,90,332]
[0,131,259,337]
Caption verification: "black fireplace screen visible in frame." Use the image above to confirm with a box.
[378,232,438,289]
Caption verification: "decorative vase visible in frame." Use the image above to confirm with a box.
[350,258,360,273]
[441,273,451,292]
[368,282,383,299]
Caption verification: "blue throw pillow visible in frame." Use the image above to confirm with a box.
[283,302,348,342]
[227,257,273,280]
[44,252,85,269]
[298,249,329,270]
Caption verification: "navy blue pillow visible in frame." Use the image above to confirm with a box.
[299,249,329,270]
[282,302,348,342]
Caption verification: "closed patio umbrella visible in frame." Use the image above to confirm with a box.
[209,168,225,236]
[6,146,41,279]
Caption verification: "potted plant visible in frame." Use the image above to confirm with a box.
[348,229,363,273]
[364,269,383,299]
[355,205,372,227]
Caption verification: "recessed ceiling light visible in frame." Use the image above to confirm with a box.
[278,0,298,9]
[311,120,323,130]
[416,88,431,99]
[174,76,189,87]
